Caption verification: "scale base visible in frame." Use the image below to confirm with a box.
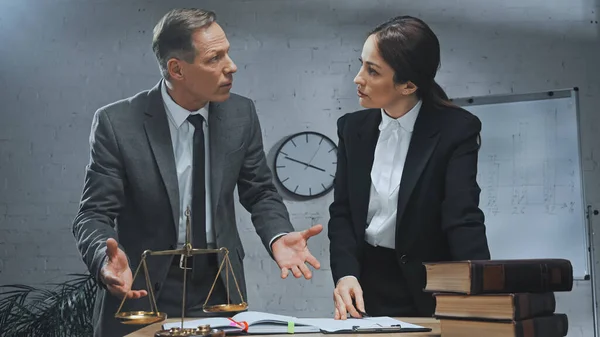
[155,325,226,337]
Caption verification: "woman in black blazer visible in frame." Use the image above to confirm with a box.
[328,16,491,320]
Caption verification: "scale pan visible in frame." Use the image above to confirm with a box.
[202,302,248,313]
[115,311,167,325]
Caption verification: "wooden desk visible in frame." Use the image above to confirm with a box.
[126,317,440,337]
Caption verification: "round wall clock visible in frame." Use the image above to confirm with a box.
[273,131,338,199]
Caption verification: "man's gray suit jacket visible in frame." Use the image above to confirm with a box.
[72,81,294,337]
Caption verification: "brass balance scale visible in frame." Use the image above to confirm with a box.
[114,207,248,337]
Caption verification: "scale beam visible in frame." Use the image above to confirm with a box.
[114,207,247,336]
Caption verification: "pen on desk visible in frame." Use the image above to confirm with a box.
[357,309,371,318]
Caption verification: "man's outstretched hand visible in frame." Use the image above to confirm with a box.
[100,238,147,299]
[271,224,323,280]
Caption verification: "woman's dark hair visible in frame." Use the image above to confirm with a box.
[369,16,454,108]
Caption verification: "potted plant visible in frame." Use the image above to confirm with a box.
[0,273,97,337]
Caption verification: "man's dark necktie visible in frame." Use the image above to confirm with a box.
[186,114,208,277]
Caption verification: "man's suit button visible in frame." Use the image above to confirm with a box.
[154,282,161,292]
[399,255,408,264]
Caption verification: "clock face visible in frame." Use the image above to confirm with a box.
[274,131,338,198]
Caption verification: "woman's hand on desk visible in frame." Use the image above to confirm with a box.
[333,276,365,320]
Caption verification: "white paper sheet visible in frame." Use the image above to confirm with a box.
[295,317,423,332]
[162,311,427,334]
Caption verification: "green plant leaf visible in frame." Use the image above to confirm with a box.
[0,273,97,337]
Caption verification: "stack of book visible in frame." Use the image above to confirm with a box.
[423,259,573,337]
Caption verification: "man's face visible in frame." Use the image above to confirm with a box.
[172,22,238,104]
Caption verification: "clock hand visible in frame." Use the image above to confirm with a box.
[284,156,325,172]
[305,146,321,170]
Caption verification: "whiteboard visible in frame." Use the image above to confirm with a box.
[451,89,590,279]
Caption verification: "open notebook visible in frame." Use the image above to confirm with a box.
[162,311,431,334]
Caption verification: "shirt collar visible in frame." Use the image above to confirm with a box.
[379,99,422,132]
[161,80,209,128]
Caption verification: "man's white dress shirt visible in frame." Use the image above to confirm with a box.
[161,82,285,249]
[161,82,214,248]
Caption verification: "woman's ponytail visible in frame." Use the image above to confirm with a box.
[424,80,455,108]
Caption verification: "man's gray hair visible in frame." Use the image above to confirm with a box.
[152,8,217,79]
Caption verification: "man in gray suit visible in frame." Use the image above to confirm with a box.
[72,8,323,337]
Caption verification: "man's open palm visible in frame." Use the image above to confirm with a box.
[100,238,147,299]
[272,224,323,279]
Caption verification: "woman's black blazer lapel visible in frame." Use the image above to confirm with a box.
[395,101,441,249]
[351,109,381,233]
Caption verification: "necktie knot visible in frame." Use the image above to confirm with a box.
[187,114,205,129]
